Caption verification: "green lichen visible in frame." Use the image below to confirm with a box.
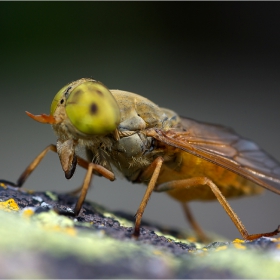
[1,199,280,278]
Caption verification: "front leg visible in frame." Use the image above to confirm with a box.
[0,144,58,188]
[0,144,115,218]
[0,144,115,188]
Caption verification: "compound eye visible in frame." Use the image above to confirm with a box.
[50,84,70,116]
[65,81,120,135]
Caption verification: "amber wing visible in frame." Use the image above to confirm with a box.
[148,117,280,194]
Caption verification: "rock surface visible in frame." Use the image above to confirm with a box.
[0,184,280,278]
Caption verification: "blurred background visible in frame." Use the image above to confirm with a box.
[1,2,280,240]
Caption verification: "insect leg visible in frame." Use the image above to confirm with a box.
[1,144,115,188]
[133,156,164,237]
[181,202,209,242]
[156,177,280,241]
[76,157,115,181]
[2,144,58,188]
[73,162,115,216]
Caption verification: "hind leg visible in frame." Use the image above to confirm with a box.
[156,177,280,240]
[181,202,209,242]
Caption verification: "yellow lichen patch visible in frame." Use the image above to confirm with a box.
[0,182,7,189]
[233,238,245,244]
[21,207,36,218]
[0,199,20,212]
[187,236,197,243]
[215,245,228,252]
[232,239,247,250]
[233,243,247,250]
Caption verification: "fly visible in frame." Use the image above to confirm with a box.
[2,78,280,242]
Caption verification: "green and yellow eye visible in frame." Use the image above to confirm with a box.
[51,79,121,135]
[50,84,70,116]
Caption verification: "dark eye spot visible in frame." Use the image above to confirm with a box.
[96,90,103,96]
[74,89,82,96]
[72,89,82,100]
[60,99,65,104]
[90,103,98,114]
[68,89,83,104]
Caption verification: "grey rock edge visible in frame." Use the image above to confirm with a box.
[0,185,280,279]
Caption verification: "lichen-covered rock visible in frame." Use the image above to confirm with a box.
[0,184,280,278]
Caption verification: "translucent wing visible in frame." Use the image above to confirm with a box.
[147,117,280,194]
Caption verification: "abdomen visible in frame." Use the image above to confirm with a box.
[156,151,263,202]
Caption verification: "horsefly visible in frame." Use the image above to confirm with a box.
[2,78,280,242]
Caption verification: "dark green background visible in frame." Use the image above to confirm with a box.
[1,2,280,239]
